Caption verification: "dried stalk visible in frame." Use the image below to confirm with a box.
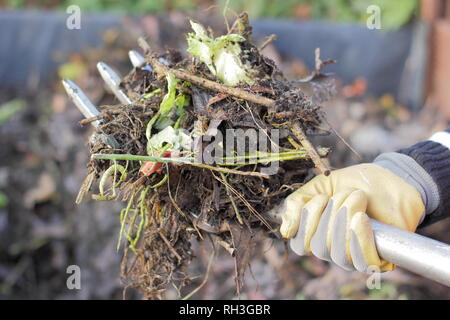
[158,231,182,262]
[291,122,330,176]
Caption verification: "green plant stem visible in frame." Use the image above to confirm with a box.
[92,153,269,178]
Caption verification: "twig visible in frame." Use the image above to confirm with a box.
[181,249,215,300]
[218,240,236,256]
[219,172,243,225]
[324,117,362,160]
[79,114,107,126]
[259,34,277,51]
[291,122,331,176]
[158,231,182,262]
[79,109,124,126]
[137,37,276,109]
[166,67,275,109]
[212,173,271,229]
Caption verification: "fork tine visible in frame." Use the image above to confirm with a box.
[129,50,146,68]
[158,57,169,66]
[62,79,101,127]
[96,62,132,105]
[62,79,119,148]
[129,50,170,69]
[129,50,154,72]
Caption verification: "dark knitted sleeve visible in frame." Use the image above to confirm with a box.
[398,127,450,227]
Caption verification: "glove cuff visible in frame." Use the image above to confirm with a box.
[373,152,439,225]
[396,135,450,227]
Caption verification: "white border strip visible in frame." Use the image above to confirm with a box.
[429,131,450,150]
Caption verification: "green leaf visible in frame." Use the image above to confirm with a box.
[0,99,25,124]
[214,48,254,86]
[0,191,8,208]
[145,74,191,153]
[154,116,174,131]
[187,21,216,75]
[141,88,161,101]
[186,20,255,86]
[147,126,192,153]
[159,73,178,116]
[175,93,190,114]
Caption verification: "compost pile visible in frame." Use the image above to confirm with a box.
[76,14,333,299]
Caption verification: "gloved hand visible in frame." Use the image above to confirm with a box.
[280,163,425,272]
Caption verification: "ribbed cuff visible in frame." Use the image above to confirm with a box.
[373,152,439,222]
[398,136,450,227]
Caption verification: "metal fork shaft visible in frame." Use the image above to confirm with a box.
[371,220,450,287]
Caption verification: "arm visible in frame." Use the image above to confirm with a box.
[395,127,450,226]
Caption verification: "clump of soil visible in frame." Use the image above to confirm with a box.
[76,13,333,299]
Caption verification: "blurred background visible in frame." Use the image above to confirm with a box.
[0,0,449,299]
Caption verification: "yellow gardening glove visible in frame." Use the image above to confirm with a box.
[280,163,425,272]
